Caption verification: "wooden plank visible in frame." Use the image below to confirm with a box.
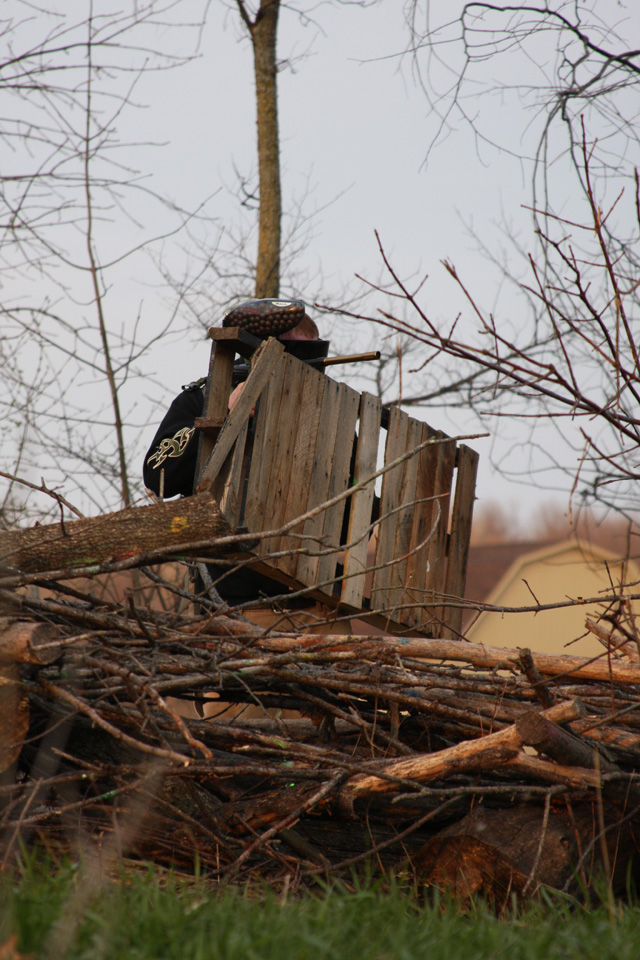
[442,444,479,639]
[216,418,250,528]
[196,338,285,493]
[385,415,423,619]
[241,362,288,543]
[315,383,361,595]
[425,433,457,632]
[207,326,263,354]
[340,393,382,608]
[403,421,441,632]
[260,354,309,566]
[194,340,236,484]
[295,378,346,589]
[279,364,327,579]
[370,406,410,617]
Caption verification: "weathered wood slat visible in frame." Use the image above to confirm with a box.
[262,355,309,566]
[315,382,360,595]
[371,407,410,615]
[217,418,250,527]
[242,360,288,537]
[402,421,439,630]
[442,444,479,639]
[340,392,382,608]
[197,338,285,494]
[279,364,326,579]
[426,433,457,628]
[295,377,346,588]
[387,416,423,619]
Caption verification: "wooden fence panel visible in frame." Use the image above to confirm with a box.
[198,337,477,635]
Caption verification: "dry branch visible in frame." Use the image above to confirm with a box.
[339,700,584,802]
[3,572,640,899]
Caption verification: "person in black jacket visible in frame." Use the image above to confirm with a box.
[143,307,327,606]
[143,381,203,500]
[143,310,322,500]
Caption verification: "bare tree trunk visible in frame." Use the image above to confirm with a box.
[239,0,281,298]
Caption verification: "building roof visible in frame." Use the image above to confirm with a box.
[463,540,556,626]
[462,537,640,655]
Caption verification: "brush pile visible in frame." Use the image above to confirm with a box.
[3,569,640,907]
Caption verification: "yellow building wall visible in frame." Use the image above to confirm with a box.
[466,542,639,658]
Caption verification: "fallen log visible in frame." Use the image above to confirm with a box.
[0,493,244,578]
[516,711,618,773]
[244,634,640,685]
[516,710,640,813]
[0,662,29,775]
[0,618,62,665]
[412,801,638,907]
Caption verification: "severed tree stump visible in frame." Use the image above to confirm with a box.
[0,618,62,777]
[0,619,62,666]
[0,662,29,777]
[412,802,640,908]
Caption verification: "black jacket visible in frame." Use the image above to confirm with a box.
[143,382,289,603]
[143,382,204,499]
[143,377,378,605]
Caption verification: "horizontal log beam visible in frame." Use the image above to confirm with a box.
[249,634,640,685]
[1,493,239,577]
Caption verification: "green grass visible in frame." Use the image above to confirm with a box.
[2,856,640,960]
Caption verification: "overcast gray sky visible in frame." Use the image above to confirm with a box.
[136,1,640,523]
[127,2,551,506]
[3,0,640,525]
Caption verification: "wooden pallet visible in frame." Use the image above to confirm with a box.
[193,329,478,637]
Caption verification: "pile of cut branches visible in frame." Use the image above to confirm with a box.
[3,577,640,908]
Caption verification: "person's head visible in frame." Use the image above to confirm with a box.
[221,298,329,361]
[279,314,330,363]
[278,313,319,342]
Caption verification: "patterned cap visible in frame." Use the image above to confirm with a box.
[222,298,306,338]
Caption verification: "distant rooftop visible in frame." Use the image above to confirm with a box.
[463,540,558,626]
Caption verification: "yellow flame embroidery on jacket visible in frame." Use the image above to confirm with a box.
[146,426,195,469]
